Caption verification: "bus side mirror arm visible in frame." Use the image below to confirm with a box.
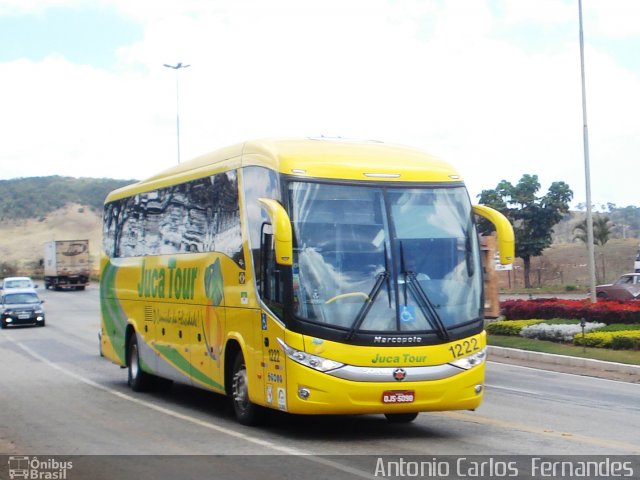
[258,198,293,266]
[472,205,515,265]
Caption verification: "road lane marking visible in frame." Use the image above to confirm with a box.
[8,337,378,480]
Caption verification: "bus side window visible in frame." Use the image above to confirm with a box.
[260,224,284,314]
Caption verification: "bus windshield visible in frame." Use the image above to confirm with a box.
[288,182,482,335]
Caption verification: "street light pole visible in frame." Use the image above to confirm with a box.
[163,62,190,163]
[578,0,597,303]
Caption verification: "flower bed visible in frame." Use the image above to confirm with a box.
[487,319,640,349]
[500,298,640,325]
[520,322,606,342]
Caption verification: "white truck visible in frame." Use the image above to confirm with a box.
[635,244,640,273]
[44,240,90,290]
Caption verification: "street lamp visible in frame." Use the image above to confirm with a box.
[577,1,597,303]
[163,62,190,163]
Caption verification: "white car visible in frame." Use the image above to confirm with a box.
[1,276,38,290]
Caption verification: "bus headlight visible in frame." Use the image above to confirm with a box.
[277,338,344,372]
[449,348,487,370]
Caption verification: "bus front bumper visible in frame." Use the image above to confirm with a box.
[280,359,485,416]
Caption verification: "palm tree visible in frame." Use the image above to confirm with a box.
[573,215,613,283]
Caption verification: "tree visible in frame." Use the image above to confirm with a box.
[573,215,613,283]
[477,174,573,288]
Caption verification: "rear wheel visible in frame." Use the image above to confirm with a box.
[596,291,608,299]
[128,334,153,392]
[384,412,419,423]
[231,352,264,425]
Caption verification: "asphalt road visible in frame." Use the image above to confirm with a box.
[1,286,639,478]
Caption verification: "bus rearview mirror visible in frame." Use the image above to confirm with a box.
[258,198,293,266]
[472,204,515,265]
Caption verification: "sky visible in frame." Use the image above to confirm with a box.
[0,0,639,209]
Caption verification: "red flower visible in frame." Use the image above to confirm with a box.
[499,298,640,325]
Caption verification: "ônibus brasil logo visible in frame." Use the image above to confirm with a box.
[7,456,73,479]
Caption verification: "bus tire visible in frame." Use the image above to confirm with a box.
[231,352,264,426]
[128,334,153,392]
[384,412,418,423]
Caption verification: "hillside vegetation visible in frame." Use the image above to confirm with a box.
[0,176,134,220]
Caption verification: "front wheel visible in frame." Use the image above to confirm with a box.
[231,352,264,425]
[128,334,153,392]
[384,412,418,423]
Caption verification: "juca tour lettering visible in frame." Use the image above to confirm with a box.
[137,258,199,300]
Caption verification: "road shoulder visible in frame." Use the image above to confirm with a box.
[488,346,640,384]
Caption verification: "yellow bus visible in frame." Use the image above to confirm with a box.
[99,137,514,425]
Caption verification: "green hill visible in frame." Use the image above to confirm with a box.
[0,176,135,221]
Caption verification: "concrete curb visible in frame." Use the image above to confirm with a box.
[488,346,640,376]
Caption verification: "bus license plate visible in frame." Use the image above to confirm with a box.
[382,390,415,404]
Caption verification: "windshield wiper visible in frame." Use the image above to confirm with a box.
[345,271,389,341]
[399,241,449,341]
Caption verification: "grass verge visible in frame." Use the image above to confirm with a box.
[488,335,640,366]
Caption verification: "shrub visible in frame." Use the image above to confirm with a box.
[597,323,640,332]
[486,319,544,336]
[520,322,606,343]
[573,331,640,350]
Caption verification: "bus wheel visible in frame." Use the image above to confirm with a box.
[128,335,152,392]
[384,412,418,423]
[231,352,263,425]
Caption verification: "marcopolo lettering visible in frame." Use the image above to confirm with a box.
[137,258,199,300]
[373,336,423,344]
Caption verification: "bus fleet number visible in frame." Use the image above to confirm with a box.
[448,338,479,359]
[269,349,280,362]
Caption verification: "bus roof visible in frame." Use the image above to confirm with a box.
[105,138,464,202]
